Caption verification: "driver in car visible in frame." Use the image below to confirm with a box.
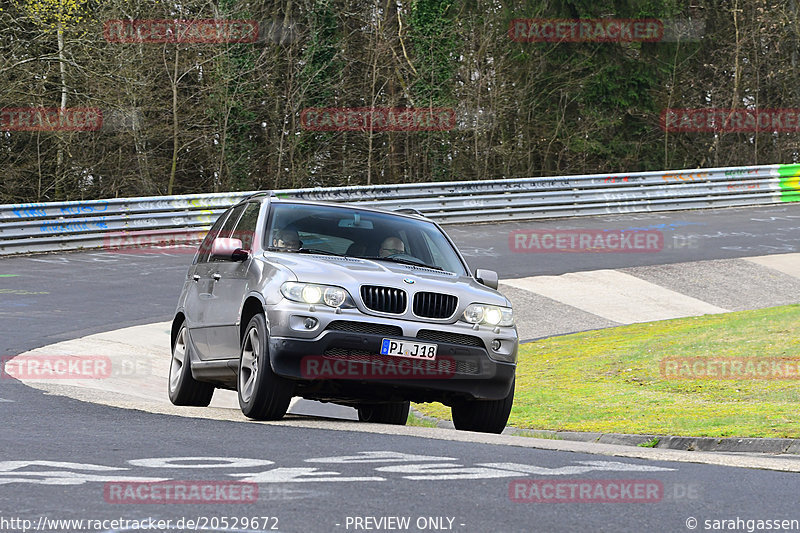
[379,236,405,257]
[273,229,301,250]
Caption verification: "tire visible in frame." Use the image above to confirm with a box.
[168,322,214,407]
[238,313,294,420]
[357,401,410,425]
[451,378,515,434]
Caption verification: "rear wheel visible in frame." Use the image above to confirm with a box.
[238,313,294,420]
[357,401,410,425]
[168,323,214,406]
[451,379,515,434]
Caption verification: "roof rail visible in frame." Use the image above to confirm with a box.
[245,191,277,200]
[394,208,426,217]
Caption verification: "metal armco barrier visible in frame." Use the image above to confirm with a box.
[2,163,800,256]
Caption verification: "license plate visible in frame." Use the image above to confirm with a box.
[380,338,437,360]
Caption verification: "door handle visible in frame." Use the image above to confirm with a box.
[212,273,221,281]
[192,274,200,282]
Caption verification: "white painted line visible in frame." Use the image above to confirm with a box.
[744,253,800,279]
[504,270,728,324]
[0,398,13,403]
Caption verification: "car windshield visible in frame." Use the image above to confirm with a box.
[264,203,467,275]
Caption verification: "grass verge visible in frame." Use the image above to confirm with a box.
[406,409,438,428]
[414,304,800,438]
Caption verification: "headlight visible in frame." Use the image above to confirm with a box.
[302,285,322,304]
[484,307,503,326]
[463,304,484,324]
[323,287,347,307]
[281,282,353,308]
[462,304,514,327]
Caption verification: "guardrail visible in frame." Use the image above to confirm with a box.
[2,163,800,255]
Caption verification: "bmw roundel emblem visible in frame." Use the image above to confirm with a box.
[403,278,415,285]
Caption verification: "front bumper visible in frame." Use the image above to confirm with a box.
[268,329,516,403]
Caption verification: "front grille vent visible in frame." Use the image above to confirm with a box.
[360,286,407,314]
[412,292,458,319]
[326,321,403,336]
[417,329,483,347]
[456,360,480,375]
[323,348,375,360]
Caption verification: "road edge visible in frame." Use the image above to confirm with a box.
[409,408,800,455]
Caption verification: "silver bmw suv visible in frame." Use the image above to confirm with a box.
[169,194,517,433]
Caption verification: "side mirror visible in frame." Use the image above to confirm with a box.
[211,238,248,262]
[475,268,499,290]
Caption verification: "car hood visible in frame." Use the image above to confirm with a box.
[259,252,509,306]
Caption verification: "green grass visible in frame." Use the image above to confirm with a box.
[414,304,800,438]
[406,410,438,428]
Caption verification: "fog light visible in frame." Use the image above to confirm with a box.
[304,317,318,329]
[491,339,501,351]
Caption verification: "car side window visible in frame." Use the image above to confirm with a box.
[231,202,260,250]
[209,204,247,263]
[218,204,247,238]
[194,209,232,264]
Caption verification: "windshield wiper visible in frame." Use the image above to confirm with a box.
[265,246,346,257]
[360,256,444,271]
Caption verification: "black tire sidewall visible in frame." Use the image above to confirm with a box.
[237,313,293,419]
[357,401,410,425]
[452,378,515,434]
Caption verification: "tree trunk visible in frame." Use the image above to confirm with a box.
[168,49,180,195]
[55,25,67,198]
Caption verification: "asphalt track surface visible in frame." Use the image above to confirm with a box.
[3,204,800,533]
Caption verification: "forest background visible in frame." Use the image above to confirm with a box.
[1,0,795,203]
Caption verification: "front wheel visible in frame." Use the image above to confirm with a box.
[168,322,214,407]
[451,379,515,434]
[357,401,410,425]
[238,313,294,420]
